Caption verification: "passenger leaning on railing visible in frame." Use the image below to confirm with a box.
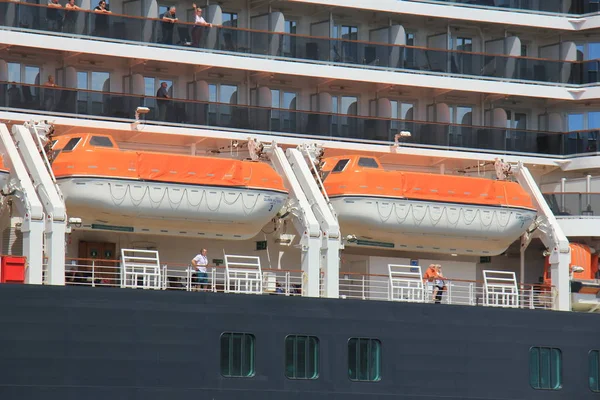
[63,0,80,34]
[47,0,63,32]
[191,3,212,48]
[93,0,112,37]
[161,6,178,45]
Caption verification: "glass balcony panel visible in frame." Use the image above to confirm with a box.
[543,193,600,216]
[2,82,596,156]
[0,1,583,85]
[409,0,587,14]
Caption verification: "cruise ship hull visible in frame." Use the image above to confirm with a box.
[0,284,598,400]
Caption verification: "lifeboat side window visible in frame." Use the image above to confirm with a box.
[89,136,114,148]
[332,159,350,173]
[357,157,379,168]
[62,137,82,152]
[50,140,58,148]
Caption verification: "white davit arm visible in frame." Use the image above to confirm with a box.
[261,142,322,298]
[288,146,341,299]
[0,123,45,284]
[12,122,67,285]
[509,160,570,311]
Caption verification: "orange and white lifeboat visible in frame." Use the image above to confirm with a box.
[322,155,537,256]
[51,134,287,238]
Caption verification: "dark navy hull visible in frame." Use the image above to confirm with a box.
[0,284,598,399]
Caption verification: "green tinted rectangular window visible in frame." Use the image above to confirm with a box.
[220,332,255,377]
[590,350,600,392]
[285,335,319,379]
[348,338,381,382]
[529,347,561,390]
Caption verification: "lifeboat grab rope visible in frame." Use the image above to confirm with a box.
[393,203,410,224]
[376,201,394,222]
[108,182,130,206]
[427,206,444,226]
[146,186,171,207]
[108,181,261,215]
[380,201,517,231]
[411,205,428,225]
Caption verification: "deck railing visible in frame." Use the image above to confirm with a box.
[1,0,600,85]
[39,257,557,310]
[403,0,599,15]
[3,82,600,156]
[335,271,554,310]
[543,192,600,216]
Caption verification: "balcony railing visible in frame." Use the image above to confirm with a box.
[4,81,599,156]
[405,0,599,15]
[2,82,599,156]
[49,257,555,310]
[1,0,599,85]
[544,192,600,216]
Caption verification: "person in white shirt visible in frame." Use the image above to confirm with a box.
[191,248,209,290]
[191,3,212,47]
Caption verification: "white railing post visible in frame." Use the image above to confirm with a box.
[91,260,95,288]
[529,286,534,309]
[470,282,474,306]
[186,267,191,291]
[211,268,216,292]
[362,276,366,300]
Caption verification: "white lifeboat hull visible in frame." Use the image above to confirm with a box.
[331,196,536,256]
[58,177,287,239]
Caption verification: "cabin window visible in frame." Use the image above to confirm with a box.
[50,140,58,148]
[89,136,114,148]
[332,159,350,173]
[348,338,381,382]
[62,137,82,151]
[357,157,379,168]
[590,350,600,392]
[529,347,562,390]
[285,335,319,380]
[220,332,255,378]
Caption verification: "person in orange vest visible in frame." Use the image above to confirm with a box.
[424,264,446,304]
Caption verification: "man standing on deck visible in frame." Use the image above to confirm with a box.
[191,248,209,291]
[156,82,170,121]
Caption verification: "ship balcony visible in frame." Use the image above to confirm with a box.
[2,82,600,157]
[403,0,599,15]
[53,257,556,311]
[0,0,597,87]
[544,192,600,236]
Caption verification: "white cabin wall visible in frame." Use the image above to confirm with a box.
[67,229,302,270]
[358,251,545,290]
[475,251,545,285]
[367,255,478,282]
